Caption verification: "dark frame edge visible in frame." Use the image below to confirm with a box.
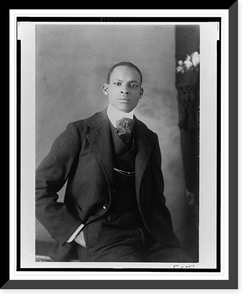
[227,0,238,290]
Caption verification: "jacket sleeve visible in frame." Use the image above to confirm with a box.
[150,133,173,230]
[36,122,83,245]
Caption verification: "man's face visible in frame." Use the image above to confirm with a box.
[103,65,143,113]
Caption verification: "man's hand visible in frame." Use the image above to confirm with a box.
[74,230,86,248]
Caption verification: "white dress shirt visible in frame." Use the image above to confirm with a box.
[107,104,134,128]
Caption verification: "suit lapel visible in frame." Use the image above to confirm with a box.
[86,109,114,189]
[134,117,152,200]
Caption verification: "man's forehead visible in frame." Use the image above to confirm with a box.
[110,65,141,81]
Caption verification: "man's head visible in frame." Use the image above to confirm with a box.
[102,61,144,113]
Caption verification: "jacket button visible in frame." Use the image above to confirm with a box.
[103,204,107,210]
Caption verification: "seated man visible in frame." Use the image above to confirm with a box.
[36,61,192,262]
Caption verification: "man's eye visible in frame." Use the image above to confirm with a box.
[131,84,138,88]
[114,82,122,86]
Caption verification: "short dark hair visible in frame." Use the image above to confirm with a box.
[106,61,143,85]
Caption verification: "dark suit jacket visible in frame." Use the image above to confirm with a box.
[36,108,180,260]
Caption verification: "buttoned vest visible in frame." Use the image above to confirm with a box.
[109,122,143,226]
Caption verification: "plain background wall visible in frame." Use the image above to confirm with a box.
[36,24,188,250]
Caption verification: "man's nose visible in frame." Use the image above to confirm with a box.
[121,89,129,95]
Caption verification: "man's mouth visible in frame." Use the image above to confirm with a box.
[118,98,130,101]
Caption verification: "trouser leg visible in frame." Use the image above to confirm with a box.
[77,243,141,262]
[77,216,143,262]
[76,212,193,263]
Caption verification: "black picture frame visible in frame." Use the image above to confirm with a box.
[1,1,238,291]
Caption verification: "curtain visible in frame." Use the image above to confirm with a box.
[175,25,200,261]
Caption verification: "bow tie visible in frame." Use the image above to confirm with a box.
[116,117,134,144]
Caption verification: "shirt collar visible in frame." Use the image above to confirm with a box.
[107,104,134,128]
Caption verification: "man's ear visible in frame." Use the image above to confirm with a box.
[139,87,144,99]
[102,84,109,96]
